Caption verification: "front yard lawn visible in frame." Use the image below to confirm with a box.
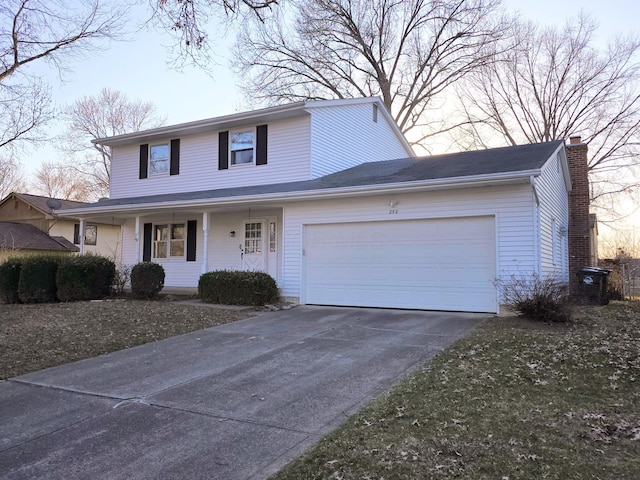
[0,299,252,380]
[273,301,640,479]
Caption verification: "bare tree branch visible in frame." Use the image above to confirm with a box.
[232,0,508,142]
[457,13,640,202]
[0,0,127,151]
[0,156,26,198]
[60,87,166,198]
[31,159,95,201]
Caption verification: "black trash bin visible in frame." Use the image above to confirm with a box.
[576,267,611,305]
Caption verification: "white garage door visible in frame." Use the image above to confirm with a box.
[303,216,497,313]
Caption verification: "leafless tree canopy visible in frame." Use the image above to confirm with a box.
[61,87,166,198]
[0,0,125,152]
[457,15,640,199]
[152,0,279,68]
[232,0,507,145]
[0,157,26,198]
[32,159,94,201]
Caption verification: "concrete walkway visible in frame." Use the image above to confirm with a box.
[0,306,487,480]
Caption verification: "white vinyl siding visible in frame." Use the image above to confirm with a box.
[309,103,411,178]
[281,185,536,304]
[537,150,570,282]
[110,117,312,199]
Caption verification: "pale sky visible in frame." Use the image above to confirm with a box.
[14,0,640,244]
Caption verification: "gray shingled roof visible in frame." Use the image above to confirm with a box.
[0,222,79,252]
[11,193,88,213]
[69,141,563,210]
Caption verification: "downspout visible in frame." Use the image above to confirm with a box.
[530,176,540,275]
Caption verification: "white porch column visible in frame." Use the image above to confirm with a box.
[134,216,141,263]
[79,218,85,255]
[202,212,209,274]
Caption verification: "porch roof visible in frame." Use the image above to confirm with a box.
[60,140,564,217]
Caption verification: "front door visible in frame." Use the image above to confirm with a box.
[242,220,266,271]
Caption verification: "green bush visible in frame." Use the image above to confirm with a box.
[0,257,23,304]
[131,262,165,299]
[199,270,278,306]
[498,273,570,323]
[56,255,116,302]
[18,255,61,304]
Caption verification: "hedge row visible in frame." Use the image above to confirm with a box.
[0,255,119,304]
[198,270,278,306]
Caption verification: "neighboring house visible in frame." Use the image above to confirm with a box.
[59,97,588,313]
[0,221,78,262]
[0,192,122,263]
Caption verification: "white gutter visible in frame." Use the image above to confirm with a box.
[59,168,543,217]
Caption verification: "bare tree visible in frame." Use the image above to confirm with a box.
[32,160,94,201]
[456,15,640,199]
[0,0,126,152]
[0,157,26,198]
[61,88,166,198]
[232,0,508,145]
[152,0,279,69]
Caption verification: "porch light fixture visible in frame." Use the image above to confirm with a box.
[388,200,398,208]
[229,230,236,238]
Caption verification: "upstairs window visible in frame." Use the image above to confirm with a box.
[219,125,267,170]
[149,144,170,175]
[230,130,254,165]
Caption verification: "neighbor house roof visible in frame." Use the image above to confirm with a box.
[0,192,88,217]
[0,222,79,252]
[60,140,565,217]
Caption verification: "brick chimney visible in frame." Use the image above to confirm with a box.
[566,135,591,294]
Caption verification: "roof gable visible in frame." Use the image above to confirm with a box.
[0,192,88,217]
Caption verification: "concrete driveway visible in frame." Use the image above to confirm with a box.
[0,306,487,480]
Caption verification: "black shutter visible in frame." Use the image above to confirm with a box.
[218,131,229,170]
[256,124,268,165]
[186,220,197,262]
[170,139,180,176]
[73,224,80,244]
[143,223,152,262]
[139,144,148,179]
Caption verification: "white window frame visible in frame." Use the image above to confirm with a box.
[149,143,170,176]
[153,223,186,259]
[230,129,255,167]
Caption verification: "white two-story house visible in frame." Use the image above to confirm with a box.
[61,97,581,313]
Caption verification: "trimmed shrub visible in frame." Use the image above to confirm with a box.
[0,257,23,304]
[56,255,116,302]
[131,262,165,299]
[498,274,571,323]
[18,255,61,304]
[199,270,278,306]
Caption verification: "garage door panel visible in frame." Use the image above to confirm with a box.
[303,217,497,312]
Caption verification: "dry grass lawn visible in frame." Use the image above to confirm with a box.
[0,299,253,380]
[273,301,640,479]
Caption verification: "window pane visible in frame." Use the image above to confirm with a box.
[231,149,253,165]
[171,224,185,240]
[85,225,97,246]
[170,240,184,257]
[150,144,169,175]
[155,225,168,240]
[154,241,167,258]
[231,131,254,165]
[231,131,253,149]
[150,144,169,160]
[269,222,276,253]
[150,159,169,175]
